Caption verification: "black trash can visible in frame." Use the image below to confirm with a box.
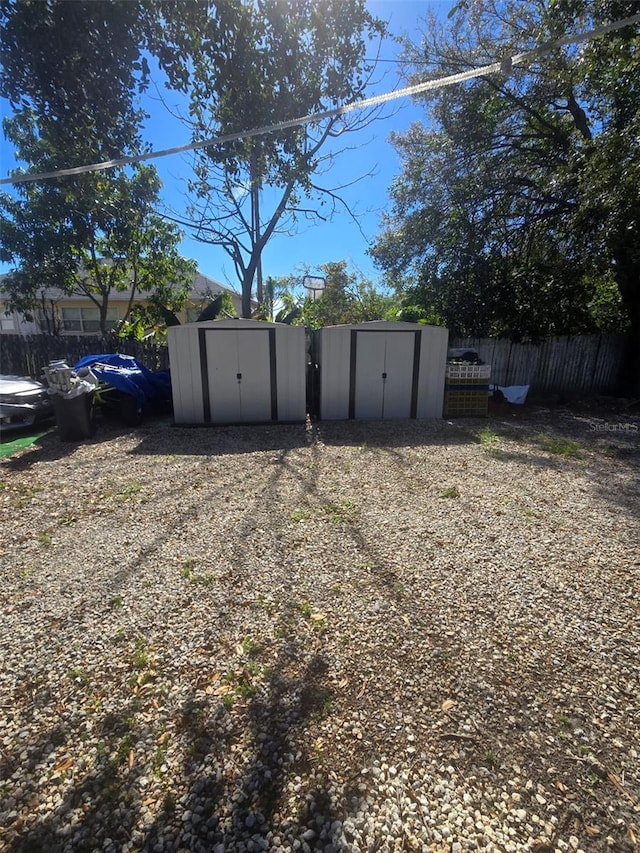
[51,391,96,441]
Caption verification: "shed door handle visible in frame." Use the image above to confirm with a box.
[382,372,387,379]
[237,373,242,381]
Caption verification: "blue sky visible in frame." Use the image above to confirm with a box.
[0,1,455,294]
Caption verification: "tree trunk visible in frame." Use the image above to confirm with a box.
[242,271,253,319]
[250,148,263,307]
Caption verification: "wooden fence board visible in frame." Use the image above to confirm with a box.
[0,335,169,377]
[1,331,625,396]
[450,334,624,395]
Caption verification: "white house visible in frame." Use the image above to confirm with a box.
[0,271,246,335]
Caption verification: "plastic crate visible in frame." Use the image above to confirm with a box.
[443,389,489,417]
[445,378,491,387]
[445,364,491,380]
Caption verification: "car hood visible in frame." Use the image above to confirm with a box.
[0,375,48,396]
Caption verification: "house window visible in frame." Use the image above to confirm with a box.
[0,313,17,333]
[36,308,58,334]
[61,307,119,333]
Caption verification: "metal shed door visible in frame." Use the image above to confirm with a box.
[350,331,420,419]
[199,328,277,423]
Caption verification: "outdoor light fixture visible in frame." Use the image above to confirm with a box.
[302,275,326,301]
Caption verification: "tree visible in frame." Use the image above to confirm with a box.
[0,0,195,333]
[299,261,398,328]
[157,0,387,317]
[1,165,196,334]
[371,0,639,383]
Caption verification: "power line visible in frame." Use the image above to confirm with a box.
[1,11,638,188]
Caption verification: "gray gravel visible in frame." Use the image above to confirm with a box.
[1,402,639,853]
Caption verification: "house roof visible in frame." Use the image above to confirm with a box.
[0,271,242,304]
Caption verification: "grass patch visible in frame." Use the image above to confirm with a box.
[68,668,90,685]
[474,426,505,458]
[440,486,460,499]
[538,435,583,458]
[475,427,500,448]
[190,572,215,587]
[321,499,360,523]
[241,636,260,657]
[482,748,499,770]
[132,640,150,670]
[120,481,142,498]
[290,507,312,523]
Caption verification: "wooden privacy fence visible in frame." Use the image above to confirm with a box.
[1,331,625,397]
[0,334,169,377]
[450,334,625,395]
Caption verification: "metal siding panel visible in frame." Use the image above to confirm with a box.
[379,332,414,419]
[206,329,242,422]
[168,326,205,424]
[354,332,386,418]
[188,325,205,422]
[199,328,274,423]
[417,326,448,418]
[275,326,306,421]
[319,327,351,419]
[236,331,272,422]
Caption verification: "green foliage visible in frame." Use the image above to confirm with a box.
[1,164,196,335]
[256,276,299,322]
[538,435,583,458]
[0,1,195,333]
[321,498,360,523]
[159,1,387,316]
[371,0,640,357]
[440,486,460,499]
[299,261,399,328]
[0,0,150,160]
[195,291,236,322]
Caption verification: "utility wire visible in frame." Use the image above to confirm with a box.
[1,11,638,187]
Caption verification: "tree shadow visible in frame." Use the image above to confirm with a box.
[3,698,158,852]
[4,397,637,851]
[316,417,476,449]
[0,428,76,471]
[475,404,639,522]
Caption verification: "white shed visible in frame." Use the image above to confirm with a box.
[167,319,306,424]
[315,321,448,420]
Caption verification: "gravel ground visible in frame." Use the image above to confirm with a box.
[1,400,639,853]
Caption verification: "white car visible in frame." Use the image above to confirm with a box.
[0,375,54,433]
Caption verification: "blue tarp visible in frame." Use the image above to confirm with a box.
[74,354,171,407]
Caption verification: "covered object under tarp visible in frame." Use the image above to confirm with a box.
[74,353,172,408]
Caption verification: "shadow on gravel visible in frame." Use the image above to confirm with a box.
[481,407,640,523]
[129,421,311,457]
[2,440,359,851]
[133,604,351,852]
[129,418,477,458]
[3,703,151,852]
[316,418,475,449]
[0,428,75,471]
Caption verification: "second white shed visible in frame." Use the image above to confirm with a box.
[316,321,448,420]
[167,319,306,424]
